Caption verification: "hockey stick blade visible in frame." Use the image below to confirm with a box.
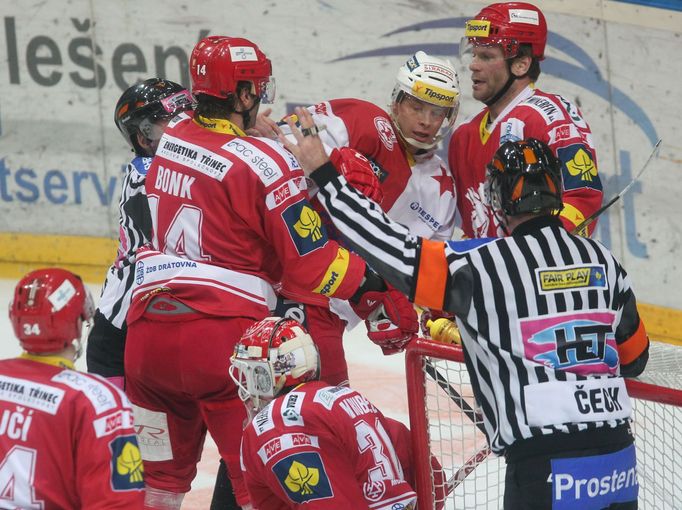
[571,138,662,235]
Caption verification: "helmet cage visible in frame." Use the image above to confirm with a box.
[229,317,319,412]
[485,138,563,216]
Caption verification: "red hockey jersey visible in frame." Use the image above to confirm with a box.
[0,357,144,509]
[241,381,416,510]
[448,86,603,238]
[131,112,365,321]
[306,98,457,241]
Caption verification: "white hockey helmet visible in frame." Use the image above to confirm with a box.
[391,51,460,150]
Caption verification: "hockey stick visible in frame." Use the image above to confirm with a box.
[424,358,485,435]
[571,138,662,234]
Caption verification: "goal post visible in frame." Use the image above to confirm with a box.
[405,337,682,510]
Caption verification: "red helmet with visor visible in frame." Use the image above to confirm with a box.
[463,2,547,60]
[190,36,276,103]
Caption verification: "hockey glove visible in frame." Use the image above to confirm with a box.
[329,147,383,204]
[352,288,419,355]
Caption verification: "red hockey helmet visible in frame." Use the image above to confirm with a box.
[464,2,547,60]
[190,36,275,103]
[9,268,95,354]
[229,317,319,411]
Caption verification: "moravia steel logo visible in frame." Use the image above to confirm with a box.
[330,17,660,259]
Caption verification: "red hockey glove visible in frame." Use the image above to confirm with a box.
[352,288,418,355]
[329,147,383,204]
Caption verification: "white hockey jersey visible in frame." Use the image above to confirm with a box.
[301,98,457,241]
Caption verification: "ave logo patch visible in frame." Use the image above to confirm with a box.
[272,451,333,504]
[282,201,328,255]
[109,435,145,491]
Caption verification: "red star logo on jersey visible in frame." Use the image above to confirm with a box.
[432,166,455,196]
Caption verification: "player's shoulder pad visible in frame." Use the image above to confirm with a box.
[223,136,301,187]
[167,110,193,129]
[320,97,387,118]
[51,369,126,416]
[446,237,497,254]
[249,399,277,436]
[458,109,485,128]
[311,384,355,411]
[552,93,589,129]
[520,90,566,125]
[130,156,153,176]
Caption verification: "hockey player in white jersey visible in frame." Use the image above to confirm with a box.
[270,51,461,241]
[86,78,194,389]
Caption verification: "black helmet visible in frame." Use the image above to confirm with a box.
[486,138,563,216]
[114,79,194,156]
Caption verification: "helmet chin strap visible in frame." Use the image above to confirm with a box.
[484,60,528,108]
[389,111,438,152]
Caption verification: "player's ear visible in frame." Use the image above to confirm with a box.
[510,55,531,78]
[136,132,153,151]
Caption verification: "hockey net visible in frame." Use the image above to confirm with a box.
[405,338,682,510]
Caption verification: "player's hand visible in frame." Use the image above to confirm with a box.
[277,107,329,175]
[330,147,383,204]
[246,108,278,139]
[352,288,419,355]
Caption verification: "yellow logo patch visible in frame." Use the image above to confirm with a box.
[565,148,598,182]
[117,441,144,483]
[465,20,491,37]
[293,205,323,242]
[285,460,320,495]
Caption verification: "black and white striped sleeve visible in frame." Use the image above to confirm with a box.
[311,162,421,298]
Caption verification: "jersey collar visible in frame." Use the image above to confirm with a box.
[20,352,75,370]
[194,115,246,137]
[511,214,563,236]
[479,84,535,145]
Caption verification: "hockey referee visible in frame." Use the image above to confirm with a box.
[280,107,650,510]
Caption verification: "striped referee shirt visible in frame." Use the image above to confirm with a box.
[96,156,153,329]
[310,162,649,454]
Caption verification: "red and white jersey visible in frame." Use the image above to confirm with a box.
[448,86,604,238]
[241,381,416,510]
[132,112,365,321]
[305,98,457,241]
[0,357,144,509]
